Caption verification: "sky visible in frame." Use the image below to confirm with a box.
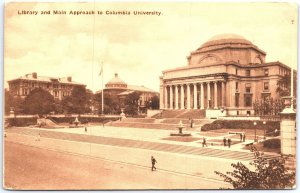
[4,1,298,93]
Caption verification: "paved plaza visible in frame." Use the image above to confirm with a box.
[4,125,279,189]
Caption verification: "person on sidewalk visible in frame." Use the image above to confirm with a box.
[151,156,157,171]
[223,137,227,146]
[202,137,207,147]
[240,133,243,142]
[36,132,41,141]
[190,119,194,128]
[228,138,231,148]
[243,134,246,142]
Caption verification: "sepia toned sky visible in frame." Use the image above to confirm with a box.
[4,1,298,92]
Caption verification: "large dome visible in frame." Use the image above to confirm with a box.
[105,73,127,89]
[197,33,254,51]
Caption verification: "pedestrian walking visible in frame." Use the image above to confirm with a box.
[223,137,227,146]
[84,127,87,132]
[151,156,157,171]
[228,138,231,148]
[190,119,194,128]
[243,134,246,142]
[202,137,207,147]
[36,132,41,141]
[240,133,243,142]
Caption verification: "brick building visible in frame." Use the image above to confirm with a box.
[8,72,85,100]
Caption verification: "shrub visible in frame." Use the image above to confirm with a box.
[201,120,280,131]
[263,138,281,149]
[7,117,37,127]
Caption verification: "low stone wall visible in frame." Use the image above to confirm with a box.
[147,109,162,118]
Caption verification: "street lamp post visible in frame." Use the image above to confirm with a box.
[263,121,266,140]
[253,121,257,142]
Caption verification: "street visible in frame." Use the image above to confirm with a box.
[4,140,229,190]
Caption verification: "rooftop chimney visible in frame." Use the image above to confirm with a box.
[32,72,37,79]
[67,76,72,82]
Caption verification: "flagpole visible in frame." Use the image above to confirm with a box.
[101,62,104,115]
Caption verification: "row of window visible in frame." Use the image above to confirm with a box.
[20,81,73,90]
[236,68,269,76]
[235,82,269,92]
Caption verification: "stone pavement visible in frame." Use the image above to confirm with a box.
[6,126,279,161]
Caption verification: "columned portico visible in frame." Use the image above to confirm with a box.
[170,85,173,109]
[193,83,197,109]
[180,84,184,109]
[175,85,179,109]
[163,80,227,110]
[222,81,226,107]
[187,84,191,109]
[214,81,218,109]
[164,86,168,109]
[200,83,204,109]
[207,82,211,109]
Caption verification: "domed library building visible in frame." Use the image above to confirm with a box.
[159,34,294,117]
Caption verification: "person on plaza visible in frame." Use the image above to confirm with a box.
[243,134,246,142]
[36,132,41,141]
[151,156,157,171]
[190,119,194,128]
[202,137,207,147]
[240,133,243,142]
[84,127,87,132]
[223,137,227,146]
[228,138,231,148]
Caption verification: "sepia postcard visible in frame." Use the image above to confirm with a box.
[3,0,298,190]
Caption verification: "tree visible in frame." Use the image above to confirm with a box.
[276,74,297,98]
[147,95,159,109]
[215,147,295,189]
[93,91,121,114]
[4,89,24,115]
[23,88,55,116]
[124,91,141,115]
[61,85,91,114]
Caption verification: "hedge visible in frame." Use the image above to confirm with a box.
[201,120,280,132]
[263,138,281,149]
[49,116,119,124]
[7,117,37,127]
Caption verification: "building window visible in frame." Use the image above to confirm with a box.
[245,69,251,76]
[245,83,251,93]
[264,69,269,76]
[264,82,269,91]
[245,95,252,107]
[235,93,239,107]
[236,82,239,91]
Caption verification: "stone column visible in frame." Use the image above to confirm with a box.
[187,84,191,109]
[214,81,218,109]
[164,86,168,109]
[280,102,296,156]
[222,81,226,107]
[193,83,197,109]
[170,85,173,109]
[175,85,179,109]
[200,83,204,109]
[180,84,184,109]
[207,82,211,109]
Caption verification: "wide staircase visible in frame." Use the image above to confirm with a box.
[158,109,206,119]
[108,116,213,131]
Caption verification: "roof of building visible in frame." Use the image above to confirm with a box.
[105,73,127,87]
[195,33,266,55]
[8,73,85,85]
[127,85,158,93]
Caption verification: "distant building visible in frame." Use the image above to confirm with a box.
[160,34,295,116]
[101,73,159,113]
[8,72,85,100]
